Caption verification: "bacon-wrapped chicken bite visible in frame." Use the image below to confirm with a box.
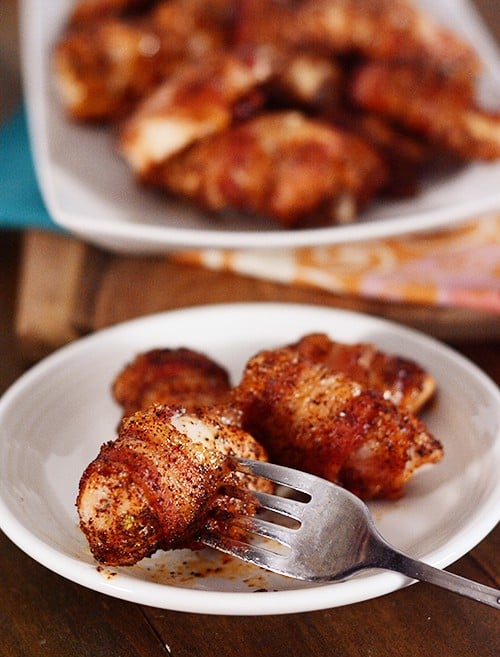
[287,333,436,413]
[53,18,165,121]
[118,47,278,175]
[350,61,500,161]
[53,0,234,122]
[161,111,387,227]
[232,347,443,499]
[235,0,481,82]
[77,404,270,566]
[112,347,231,417]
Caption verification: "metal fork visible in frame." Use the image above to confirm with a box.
[200,458,500,609]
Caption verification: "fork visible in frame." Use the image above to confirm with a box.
[200,458,500,609]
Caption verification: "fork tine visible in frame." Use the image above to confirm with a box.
[252,489,307,521]
[236,457,317,493]
[199,532,292,574]
[231,513,295,547]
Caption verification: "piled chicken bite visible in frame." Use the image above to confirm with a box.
[54,0,499,228]
[112,346,232,417]
[78,335,443,566]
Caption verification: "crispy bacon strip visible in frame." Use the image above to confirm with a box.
[232,347,443,499]
[287,333,436,413]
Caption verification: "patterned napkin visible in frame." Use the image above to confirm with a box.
[174,215,500,312]
[1,108,499,312]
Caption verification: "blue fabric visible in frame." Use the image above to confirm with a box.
[0,106,58,230]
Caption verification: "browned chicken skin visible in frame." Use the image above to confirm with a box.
[232,347,442,499]
[77,404,270,565]
[112,347,232,417]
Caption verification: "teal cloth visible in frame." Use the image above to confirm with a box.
[0,107,58,230]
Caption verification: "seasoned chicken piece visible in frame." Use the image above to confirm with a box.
[118,46,278,175]
[53,0,234,121]
[235,0,481,82]
[112,347,231,417]
[161,111,387,227]
[247,45,430,198]
[287,333,436,413]
[232,348,443,499]
[53,18,167,121]
[247,44,430,198]
[351,61,500,161]
[77,404,270,566]
[150,0,234,59]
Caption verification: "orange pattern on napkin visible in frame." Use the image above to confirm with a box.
[174,215,500,312]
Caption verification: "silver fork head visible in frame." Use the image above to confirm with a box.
[200,459,500,609]
[199,457,377,582]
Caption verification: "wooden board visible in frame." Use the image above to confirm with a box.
[15,230,500,361]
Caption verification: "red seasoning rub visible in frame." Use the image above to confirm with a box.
[77,404,270,565]
[232,347,443,500]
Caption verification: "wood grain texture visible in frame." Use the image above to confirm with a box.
[143,559,500,657]
[0,533,168,657]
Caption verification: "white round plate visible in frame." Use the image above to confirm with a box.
[0,303,499,615]
[21,0,500,254]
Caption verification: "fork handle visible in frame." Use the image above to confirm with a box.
[382,549,500,609]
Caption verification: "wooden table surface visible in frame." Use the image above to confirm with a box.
[1,2,499,656]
